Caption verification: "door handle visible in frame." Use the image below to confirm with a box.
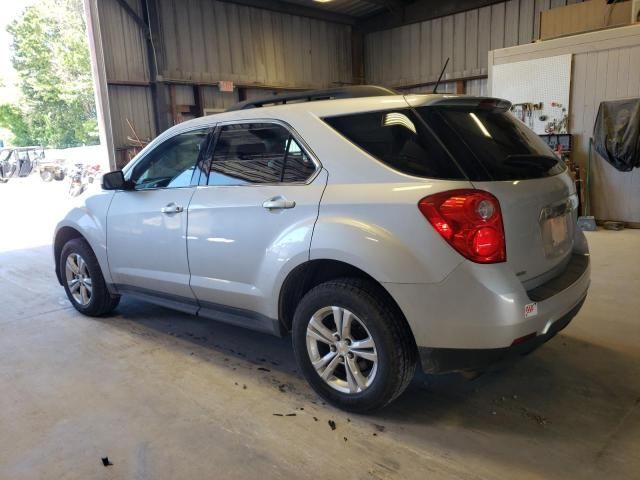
[161,203,184,214]
[262,196,296,210]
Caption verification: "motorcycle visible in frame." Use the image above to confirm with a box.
[69,163,101,197]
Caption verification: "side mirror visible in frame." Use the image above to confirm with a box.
[102,170,133,190]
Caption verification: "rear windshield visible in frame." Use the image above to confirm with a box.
[418,106,565,181]
[323,106,565,181]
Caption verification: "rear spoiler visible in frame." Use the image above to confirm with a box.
[410,96,512,111]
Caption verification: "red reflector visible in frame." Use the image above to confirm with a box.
[511,332,537,346]
[472,227,501,257]
[418,189,506,264]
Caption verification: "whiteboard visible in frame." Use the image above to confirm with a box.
[491,54,572,135]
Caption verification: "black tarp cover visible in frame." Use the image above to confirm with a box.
[593,98,640,172]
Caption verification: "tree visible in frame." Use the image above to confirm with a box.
[0,104,35,146]
[1,0,98,148]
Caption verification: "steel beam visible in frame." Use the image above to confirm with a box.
[113,0,149,35]
[216,0,356,25]
[356,0,504,33]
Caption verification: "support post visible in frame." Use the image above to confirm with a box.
[351,30,365,85]
[84,0,116,170]
[140,0,165,135]
[193,85,204,117]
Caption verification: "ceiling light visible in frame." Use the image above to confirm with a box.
[469,112,492,138]
[384,112,417,134]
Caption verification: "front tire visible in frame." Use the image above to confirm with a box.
[40,170,53,182]
[292,278,417,413]
[60,238,120,316]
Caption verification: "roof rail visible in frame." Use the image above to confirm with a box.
[225,85,397,111]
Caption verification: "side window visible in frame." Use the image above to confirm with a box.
[282,137,316,182]
[323,110,465,180]
[129,128,210,190]
[207,123,315,186]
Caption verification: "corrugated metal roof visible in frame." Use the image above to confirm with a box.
[281,0,385,18]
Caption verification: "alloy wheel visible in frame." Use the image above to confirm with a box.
[65,253,93,306]
[306,306,378,394]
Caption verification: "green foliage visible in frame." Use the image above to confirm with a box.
[3,0,98,148]
[0,103,35,146]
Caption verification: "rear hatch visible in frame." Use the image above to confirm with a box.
[412,100,578,286]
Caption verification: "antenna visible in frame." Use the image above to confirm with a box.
[432,57,450,94]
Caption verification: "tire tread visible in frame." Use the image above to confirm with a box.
[60,238,120,316]
[293,277,417,412]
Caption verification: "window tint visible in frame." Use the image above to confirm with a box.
[420,107,565,181]
[207,123,315,185]
[323,110,465,180]
[129,128,210,189]
[282,136,316,182]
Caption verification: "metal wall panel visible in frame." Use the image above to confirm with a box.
[97,0,149,82]
[365,0,584,87]
[174,85,195,106]
[156,0,352,88]
[200,87,303,112]
[243,88,302,100]
[466,78,489,96]
[107,85,156,148]
[201,87,239,111]
[399,82,457,95]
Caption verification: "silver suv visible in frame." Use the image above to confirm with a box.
[54,87,590,412]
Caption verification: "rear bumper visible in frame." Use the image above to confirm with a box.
[384,243,590,372]
[417,296,585,373]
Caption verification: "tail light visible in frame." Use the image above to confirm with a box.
[418,189,506,263]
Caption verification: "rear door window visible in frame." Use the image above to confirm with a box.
[207,123,316,185]
[282,138,316,182]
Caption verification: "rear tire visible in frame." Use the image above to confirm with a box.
[60,238,120,316]
[292,277,417,413]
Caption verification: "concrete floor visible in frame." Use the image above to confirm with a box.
[1,176,639,480]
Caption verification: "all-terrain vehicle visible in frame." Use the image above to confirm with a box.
[35,151,66,182]
[0,146,41,183]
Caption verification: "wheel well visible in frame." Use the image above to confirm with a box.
[278,260,416,345]
[54,227,84,284]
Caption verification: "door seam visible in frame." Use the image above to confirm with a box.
[185,186,202,312]
[308,168,329,261]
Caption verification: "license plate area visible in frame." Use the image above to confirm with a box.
[540,199,574,259]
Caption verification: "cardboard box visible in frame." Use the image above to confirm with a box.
[540,0,632,40]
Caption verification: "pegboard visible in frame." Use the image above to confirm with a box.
[491,54,572,135]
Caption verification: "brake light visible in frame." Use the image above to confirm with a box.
[418,189,506,263]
